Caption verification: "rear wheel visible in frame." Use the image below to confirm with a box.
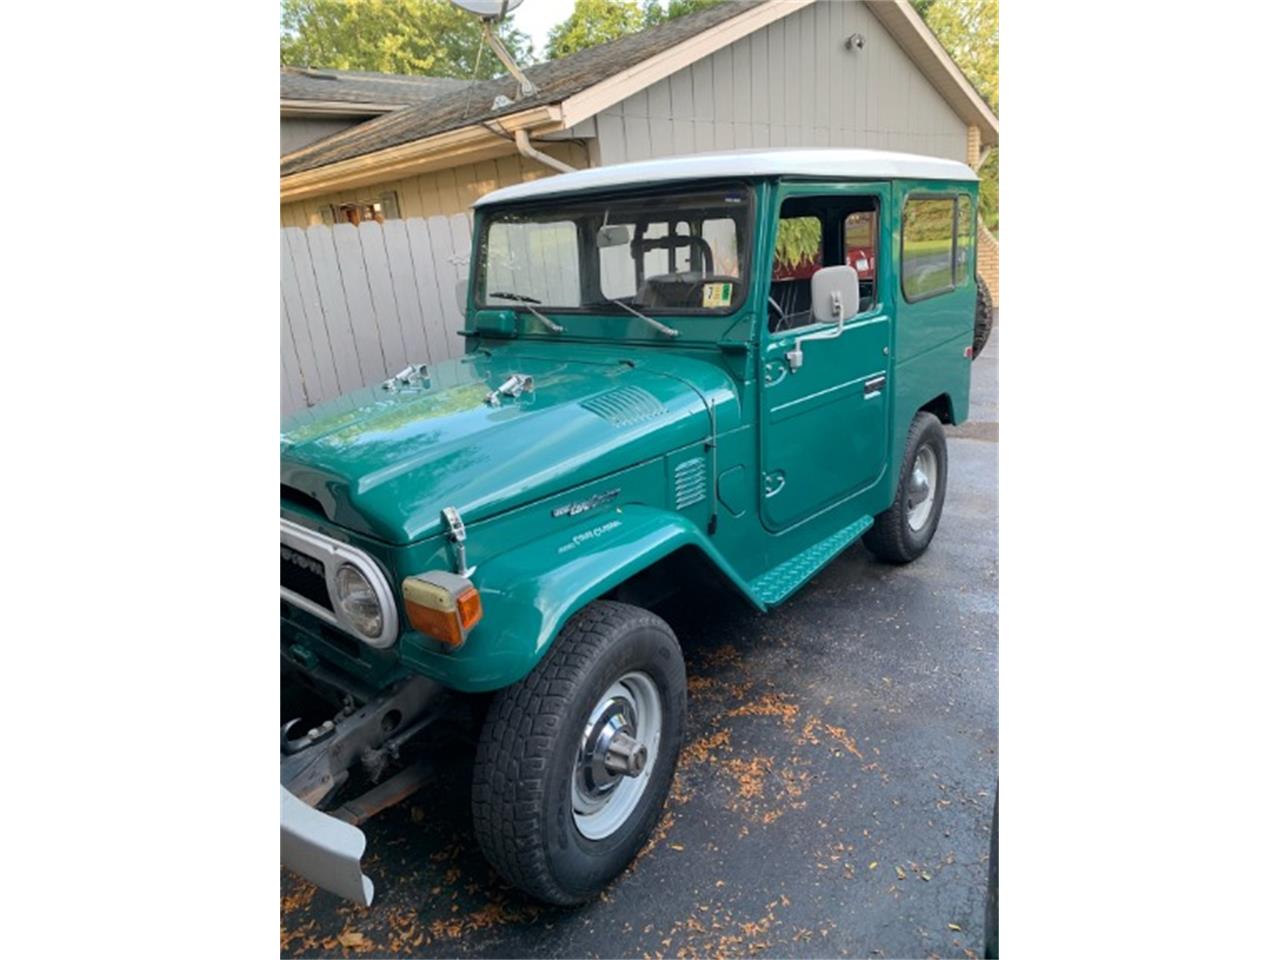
[471,601,686,905]
[864,411,948,564]
[973,275,994,358]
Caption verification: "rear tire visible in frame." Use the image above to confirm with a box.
[864,411,948,564]
[973,275,994,359]
[471,600,686,905]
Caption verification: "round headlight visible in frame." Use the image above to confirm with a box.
[333,564,383,640]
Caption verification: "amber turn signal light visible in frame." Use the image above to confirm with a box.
[402,571,483,648]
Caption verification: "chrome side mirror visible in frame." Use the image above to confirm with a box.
[786,265,860,372]
[455,278,469,315]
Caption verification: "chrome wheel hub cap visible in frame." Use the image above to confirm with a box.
[906,446,938,532]
[572,671,662,840]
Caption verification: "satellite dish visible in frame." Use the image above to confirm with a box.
[449,0,524,18]
[449,0,537,99]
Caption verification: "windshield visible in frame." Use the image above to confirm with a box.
[475,185,752,319]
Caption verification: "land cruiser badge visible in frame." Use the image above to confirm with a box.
[551,488,621,518]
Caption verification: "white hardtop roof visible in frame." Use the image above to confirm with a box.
[475,148,977,208]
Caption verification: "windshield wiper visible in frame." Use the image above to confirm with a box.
[603,298,679,338]
[488,292,564,334]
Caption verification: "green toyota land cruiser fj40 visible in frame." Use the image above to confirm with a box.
[280,148,982,907]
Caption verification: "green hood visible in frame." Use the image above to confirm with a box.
[280,345,736,545]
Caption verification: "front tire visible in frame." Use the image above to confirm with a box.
[471,600,686,905]
[864,411,948,564]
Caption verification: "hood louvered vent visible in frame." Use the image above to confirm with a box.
[673,457,708,510]
[581,386,665,426]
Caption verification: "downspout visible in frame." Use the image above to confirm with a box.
[514,128,577,174]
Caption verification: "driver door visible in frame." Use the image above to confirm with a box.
[760,184,891,531]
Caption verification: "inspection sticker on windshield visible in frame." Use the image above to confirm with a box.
[702,282,732,308]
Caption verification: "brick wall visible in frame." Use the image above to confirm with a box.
[977,221,999,308]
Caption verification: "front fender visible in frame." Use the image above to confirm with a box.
[398,506,759,692]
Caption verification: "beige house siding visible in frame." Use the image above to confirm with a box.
[281,116,368,156]
[572,0,968,166]
[280,141,590,227]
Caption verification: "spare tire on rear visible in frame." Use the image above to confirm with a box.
[973,275,994,359]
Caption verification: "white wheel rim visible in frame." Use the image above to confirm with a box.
[906,446,938,532]
[571,671,662,841]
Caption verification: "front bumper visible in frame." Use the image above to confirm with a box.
[280,786,374,906]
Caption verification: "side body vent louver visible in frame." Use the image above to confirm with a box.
[581,386,665,426]
[673,457,708,510]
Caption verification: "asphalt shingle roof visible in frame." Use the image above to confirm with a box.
[281,66,476,107]
[281,1,766,176]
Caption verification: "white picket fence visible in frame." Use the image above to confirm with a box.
[280,215,474,417]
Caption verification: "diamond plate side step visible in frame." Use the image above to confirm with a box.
[748,515,874,607]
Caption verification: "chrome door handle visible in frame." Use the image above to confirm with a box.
[864,375,886,396]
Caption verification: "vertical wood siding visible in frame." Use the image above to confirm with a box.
[280,215,473,417]
[578,0,968,167]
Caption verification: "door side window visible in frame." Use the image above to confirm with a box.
[769,214,822,332]
[844,210,878,310]
[769,196,880,334]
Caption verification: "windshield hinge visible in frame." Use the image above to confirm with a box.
[441,507,475,577]
[485,374,534,407]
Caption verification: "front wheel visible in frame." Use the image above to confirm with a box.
[863,411,948,564]
[471,600,686,905]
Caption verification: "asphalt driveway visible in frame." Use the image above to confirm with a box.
[282,324,999,958]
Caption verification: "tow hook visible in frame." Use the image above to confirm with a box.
[281,717,336,755]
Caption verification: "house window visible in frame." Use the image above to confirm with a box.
[901,196,957,302]
[319,191,400,226]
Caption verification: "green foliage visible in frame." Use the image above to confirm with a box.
[917,0,998,229]
[546,0,724,59]
[642,0,724,27]
[919,0,997,111]
[773,217,822,271]
[280,0,532,79]
[546,0,646,59]
[978,147,998,233]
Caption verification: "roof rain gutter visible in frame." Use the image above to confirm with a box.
[514,128,576,175]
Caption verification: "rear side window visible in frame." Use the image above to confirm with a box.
[956,195,973,284]
[901,197,956,301]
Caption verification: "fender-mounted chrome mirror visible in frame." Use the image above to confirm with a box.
[786,265,860,372]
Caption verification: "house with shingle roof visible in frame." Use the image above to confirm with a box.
[279,0,998,298]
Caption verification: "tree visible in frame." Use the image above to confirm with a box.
[546,0,723,59]
[280,0,531,79]
[546,0,646,59]
[642,0,724,27]
[914,0,998,230]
